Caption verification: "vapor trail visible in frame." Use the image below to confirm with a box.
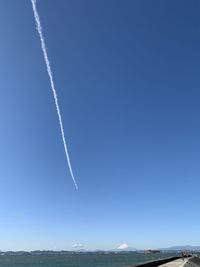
[30,0,78,190]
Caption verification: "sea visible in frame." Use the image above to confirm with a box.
[0,252,179,267]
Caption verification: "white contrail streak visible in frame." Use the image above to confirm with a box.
[30,0,78,190]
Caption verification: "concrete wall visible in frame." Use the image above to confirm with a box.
[185,257,200,267]
[132,257,182,267]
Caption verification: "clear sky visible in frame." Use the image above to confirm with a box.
[0,0,200,251]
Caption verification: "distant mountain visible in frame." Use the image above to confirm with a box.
[114,243,136,252]
[116,248,137,252]
[160,245,200,251]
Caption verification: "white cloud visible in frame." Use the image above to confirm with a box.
[72,244,84,249]
[117,243,129,250]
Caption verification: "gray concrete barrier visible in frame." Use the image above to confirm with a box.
[129,256,182,267]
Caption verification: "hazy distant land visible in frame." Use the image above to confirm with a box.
[0,245,200,256]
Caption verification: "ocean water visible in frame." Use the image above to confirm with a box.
[0,252,178,267]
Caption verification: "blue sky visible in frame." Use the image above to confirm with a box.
[0,0,200,251]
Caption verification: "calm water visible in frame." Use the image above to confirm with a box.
[0,252,178,267]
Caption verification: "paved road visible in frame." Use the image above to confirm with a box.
[159,258,189,267]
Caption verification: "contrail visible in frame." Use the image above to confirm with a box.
[30,0,78,190]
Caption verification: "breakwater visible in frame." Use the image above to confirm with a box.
[131,256,182,267]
